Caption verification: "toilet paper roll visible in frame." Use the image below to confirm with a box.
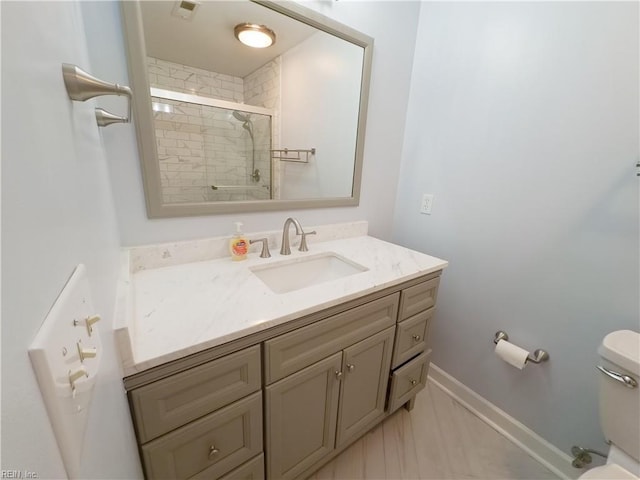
[495,339,529,369]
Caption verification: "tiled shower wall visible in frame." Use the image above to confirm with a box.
[147,57,278,202]
[147,57,244,102]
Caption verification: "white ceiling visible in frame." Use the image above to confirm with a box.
[140,1,318,78]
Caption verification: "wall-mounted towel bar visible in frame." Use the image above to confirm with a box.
[271,148,316,163]
[62,64,132,127]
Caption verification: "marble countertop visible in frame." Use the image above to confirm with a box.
[116,233,447,376]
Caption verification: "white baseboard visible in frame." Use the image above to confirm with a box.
[428,364,578,480]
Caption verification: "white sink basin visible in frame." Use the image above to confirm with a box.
[250,252,368,294]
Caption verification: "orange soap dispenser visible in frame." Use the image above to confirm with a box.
[229,222,248,261]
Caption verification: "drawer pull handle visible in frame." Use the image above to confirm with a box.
[335,371,343,380]
[208,446,219,458]
[346,364,355,372]
[410,379,418,386]
[412,334,421,342]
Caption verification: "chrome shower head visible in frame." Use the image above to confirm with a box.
[233,111,254,140]
[232,111,250,122]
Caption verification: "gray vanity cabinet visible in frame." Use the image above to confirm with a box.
[218,454,265,480]
[264,353,342,480]
[263,290,398,480]
[127,345,264,479]
[387,275,439,413]
[263,294,399,384]
[141,392,263,479]
[389,349,432,412]
[392,308,433,368]
[265,327,395,479]
[398,276,440,320]
[130,346,261,444]
[124,271,443,480]
[336,326,395,447]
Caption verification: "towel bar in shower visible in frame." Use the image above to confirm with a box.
[271,148,316,163]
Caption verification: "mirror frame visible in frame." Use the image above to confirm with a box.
[120,0,374,218]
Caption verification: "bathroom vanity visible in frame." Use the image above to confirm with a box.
[115,223,447,479]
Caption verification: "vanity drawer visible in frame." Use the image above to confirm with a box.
[142,392,263,480]
[398,277,440,321]
[264,293,399,384]
[388,349,432,412]
[131,345,261,443]
[392,309,434,368]
[218,454,264,480]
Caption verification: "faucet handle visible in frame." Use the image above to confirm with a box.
[250,238,271,258]
[299,230,316,252]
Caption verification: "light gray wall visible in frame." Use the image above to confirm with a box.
[88,1,421,246]
[1,2,141,478]
[393,1,639,456]
[0,1,420,476]
[280,31,362,199]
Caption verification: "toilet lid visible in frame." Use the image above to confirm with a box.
[599,330,640,375]
[579,464,639,480]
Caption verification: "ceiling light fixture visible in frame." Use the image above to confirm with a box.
[234,23,276,48]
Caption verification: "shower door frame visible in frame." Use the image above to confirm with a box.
[150,87,274,203]
[151,88,273,119]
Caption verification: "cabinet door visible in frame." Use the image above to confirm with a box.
[336,326,395,447]
[265,352,342,480]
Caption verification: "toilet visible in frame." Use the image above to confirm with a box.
[579,330,640,479]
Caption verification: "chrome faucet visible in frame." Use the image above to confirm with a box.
[280,218,302,255]
[280,218,316,255]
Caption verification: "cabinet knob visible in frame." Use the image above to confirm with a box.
[335,371,343,380]
[208,446,219,458]
[412,334,421,342]
[346,364,355,372]
[410,378,418,386]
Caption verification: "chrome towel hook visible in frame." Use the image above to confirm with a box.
[62,64,132,127]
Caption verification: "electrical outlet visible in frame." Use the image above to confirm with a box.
[420,194,434,214]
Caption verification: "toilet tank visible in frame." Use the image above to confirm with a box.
[597,330,640,463]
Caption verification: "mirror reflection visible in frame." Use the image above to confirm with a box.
[123,0,372,216]
[150,88,273,202]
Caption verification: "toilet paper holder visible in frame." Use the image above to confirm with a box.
[493,331,549,364]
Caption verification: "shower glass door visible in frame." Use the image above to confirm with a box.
[151,93,272,203]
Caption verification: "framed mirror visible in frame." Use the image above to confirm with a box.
[121,0,373,217]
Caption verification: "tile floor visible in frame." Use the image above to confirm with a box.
[307,381,560,479]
